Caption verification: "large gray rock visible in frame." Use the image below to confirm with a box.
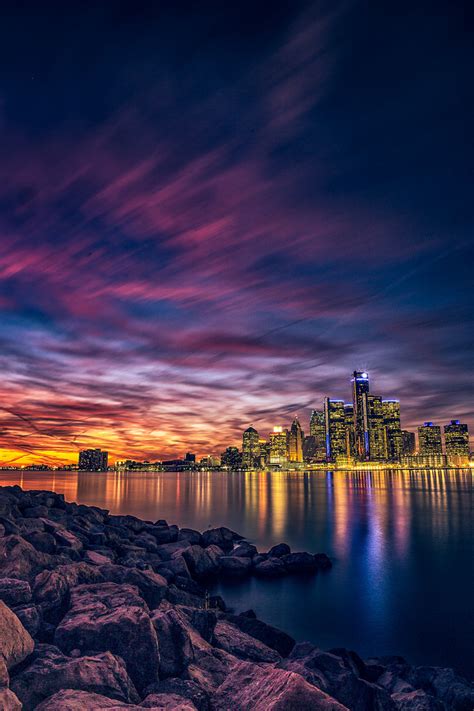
[33,562,104,619]
[54,582,159,694]
[201,527,240,551]
[267,543,291,558]
[182,546,217,578]
[231,542,257,558]
[218,556,252,576]
[12,603,41,637]
[213,620,280,663]
[281,551,318,573]
[212,660,349,710]
[144,678,209,711]
[254,557,286,577]
[34,689,131,710]
[224,613,295,657]
[0,535,54,581]
[0,600,34,670]
[98,564,168,608]
[0,578,32,606]
[0,688,22,711]
[178,528,202,546]
[151,607,194,677]
[11,646,139,710]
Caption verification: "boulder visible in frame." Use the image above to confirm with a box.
[24,531,58,554]
[98,564,168,608]
[141,693,197,709]
[178,606,217,643]
[281,552,318,573]
[0,600,34,670]
[0,689,22,711]
[254,557,286,577]
[0,578,32,606]
[400,665,474,711]
[33,562,104,619]
[144,679,209,711]
[231,542,258,558]
[178,528,202,545]
[201,527,241,551]
[218,556,252,576]
[391,689,444,710]
[182,546,217,578]
[203,545,224,567]
[12,604,41,637]
[225,613,295,657]
[0,535,53,581]
[11,646,139,710]
[54,582,159,694]
[151,608,194,678]
[268,543,291,558]
[213,620,280,663]
[212,660,349,710]
[154,541,191,560]
[34,689,131,710]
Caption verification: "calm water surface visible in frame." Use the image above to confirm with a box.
[1,468,472,678]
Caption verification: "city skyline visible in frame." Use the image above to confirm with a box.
[0,2,472,466]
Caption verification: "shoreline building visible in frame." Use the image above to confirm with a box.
[418,422,442,455]
[401,430,416,456]
[344,404,355,458]
[309,410,327,460]
[78,449,108,471]
[269,426,288,466]
[352,371,370,460]
[242,426,260,468]
[324,398,347,462]
[383,400,403,461]
[444,420,470,466]
[288,416,304,462]
[363,395,387,461]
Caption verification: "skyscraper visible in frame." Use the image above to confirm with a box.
[362,395,387,460]
[324,398,347,461]
[269,426,288,466]
[309,410,326,460]
[288,416,304,462]
[382,400,402,461]
[78,449,108,471]
[221,446,242,469]
[242,426,260,468]
[344,403,355,458]
[401,430,416,456]
[351,371,370,459]
[418,422,442,455]
[444,420,470,464]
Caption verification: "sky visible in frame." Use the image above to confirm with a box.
[0,0,472,465]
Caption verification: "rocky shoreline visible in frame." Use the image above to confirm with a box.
[0,485,472,710]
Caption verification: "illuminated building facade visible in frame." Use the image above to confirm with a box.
[269,426,288,466]
[242,426,260,468]
[324,398,347,461]
[444,420,470,465]
[352,371,370,459]
[418,422,442,455]
[382,400,402,461]
[401,430,416,456]
[344,404,355,458]
[288,416,304,462]
[303,435,317,461]
[309,410,327,460]
[221,446,242,469]
[363,395,387,461]
[78,449,108,471]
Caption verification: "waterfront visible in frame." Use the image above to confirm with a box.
[1,467,472,678]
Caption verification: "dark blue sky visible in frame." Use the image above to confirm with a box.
[0,0,472,462]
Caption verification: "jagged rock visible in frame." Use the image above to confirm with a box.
[154,541,191,560]
[254,556,286,577]
[281,644,395,711]
[231,542,258,558]
[54,582,159,693]
[201,527,241,551]
[11,646,139,710]
[151,607,194,677]
[398,664,474,711]
[83,549,112,565]
[0,600,34,670]
[98,564,168,608]
[166,584,204,607]
[141,692,197,709]
[12,604,41,637]
[0,578,32,606]
[144,679,209,711]
[212,660,349,710]
[213,620,280,662]
[0,517,20,536]
[314,552,332,570]
[34,689,130,710]
[268,542,291,558]
[178,606,217,643]
[24,531,58,553]
[178,528,202,545]
[392,689,444,710]
[281,551,318,573]
[0,689,22,711]
[107,514,149,534]
[218,556,252,576]
[224,612,295,657]
[33,562,104,619]
[0,535,54,580]
[203,544,224,567]
[182,545,217,578]
[23,505,49,518]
